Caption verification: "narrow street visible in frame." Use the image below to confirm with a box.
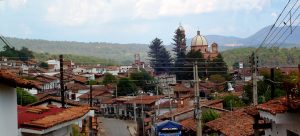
[100,117,132,136]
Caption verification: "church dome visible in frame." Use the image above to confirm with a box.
[191,31,208,46]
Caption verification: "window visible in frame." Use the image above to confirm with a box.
[71,94,76,100]
[287,130,299,136]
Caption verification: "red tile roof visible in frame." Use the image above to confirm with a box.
[244,106,259,116]
[215,91,243,98]
[18,106,64,128]
[73,76,87,84]
[102,98,116,104]
[172,84,192,92]
[125,95,164,105]
[158,100,178,108]
[159,106,194,119]
[78,90,111,99]
[206,109,254,136]
[159,99,224,120]
[0,69,37,88]
[180,117,196,132]
[35,92,53,100]
[257,97,289,115]
[19,106,90,129]
[66,83,89,93]
[289,97,300,110]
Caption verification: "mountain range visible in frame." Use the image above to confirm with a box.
[202,25,300,47]
[1,25,299,64]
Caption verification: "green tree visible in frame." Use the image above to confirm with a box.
[182,50,205,80]
[102,73,117,85]
[222,47,300,68]
[1,45,18,58]
[130,70,155,93]
[209,74,226,83]
[202,109,220,123]
[232,62,239,69]
[223,94,245,110]
[116,78,138,96]
[0,45,34,61]
[39,61,49,68]
[172,26,187,81]
[243,68,288,104]
[16,87,37,106]
[19,47,34,61]
[172,27,187,60]
[148,38,172,74]
[88,80,98,85]
[208,53,228,77]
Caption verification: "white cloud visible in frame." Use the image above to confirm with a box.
[135,0,270,19]
[0,0,5,11]
[46,0,135,26]
[7,0,26,9]
[209,25,237,35]
[45,0,271,26]
[271,12,277,18]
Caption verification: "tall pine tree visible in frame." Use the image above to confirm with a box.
[172,26,187,81]
[148,38,172,74]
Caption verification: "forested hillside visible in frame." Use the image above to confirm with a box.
[1,37,300,67]
[222,47,300,68]
[3,37,148,65]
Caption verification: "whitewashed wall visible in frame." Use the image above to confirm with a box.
[0,84,18,136]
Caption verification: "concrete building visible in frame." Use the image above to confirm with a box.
[0,69,37,136]
[18,106,92,136]
[257,97,300,135]
[46,59,60,71]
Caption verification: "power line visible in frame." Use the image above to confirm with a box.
[256,0,293,53]
[271,14,300,48]
[265,5,300,48]
[263,0,300,48]
[0,35,12,48]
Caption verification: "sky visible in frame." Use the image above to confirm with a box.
[0,0,289,44]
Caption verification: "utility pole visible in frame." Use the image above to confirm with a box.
[59,55,65,108]
[194,61,202,136]
[89,83,93,136]
[250,52,259,136]
[116,85,119,118]
[166,76,172,120]
[134,102,137,122]
[156,84,160,121]
[141,95,145,135]
[251,52,258,106]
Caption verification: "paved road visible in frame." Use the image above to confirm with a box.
[100,117,131,136]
